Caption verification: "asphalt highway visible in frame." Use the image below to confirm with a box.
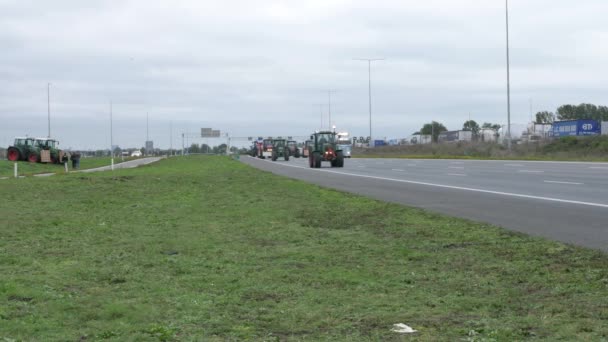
[242,156,608,251]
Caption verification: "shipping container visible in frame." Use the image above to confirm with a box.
[438,130,473,143]
[550,120,600,137]
[373,140,386,147]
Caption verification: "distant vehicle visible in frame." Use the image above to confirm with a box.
[336,131,352,158]
[257,138,273,159]
[302,140,312,158]
[308,131,344,168]
[131,150,142,157]
[286,140,300,158]
[271,139,289,161]
[438,130,473,143]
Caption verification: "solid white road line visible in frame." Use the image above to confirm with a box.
[392,169,405,172]
[589,167,608,170]
[518,170,544,173]
[251,157,608,209]
[504,164,524,167]
[448,173,467,177]
[448,166,465,169]
[544,180,583,185]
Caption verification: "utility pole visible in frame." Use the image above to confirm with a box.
[146,112,149,156]
[110,101,114,171]
[181,133,185,155]
[505,0,512,150]
[170,121,173,156]
[328,90,336,128]
[354,58,384,146]
[47,83,51,138]
[314,103,325,130]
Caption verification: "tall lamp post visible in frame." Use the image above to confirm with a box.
[110,101,114,171]
[354,58,384,146]
[327,90,336,128]
[505,0,512,150]
[47,83,51,138]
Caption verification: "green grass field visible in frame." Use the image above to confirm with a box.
[0,157,137,178]
[1,156,607,341]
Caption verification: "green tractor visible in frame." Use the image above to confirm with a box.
[308,131,344,168]
[34,138,66,163]
[271,139,289,161]
[7,137,38,162]
[286,140,301,158]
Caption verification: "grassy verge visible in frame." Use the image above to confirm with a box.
[1,156,607,341]
[0,157,139,178]
[355,136,608,162]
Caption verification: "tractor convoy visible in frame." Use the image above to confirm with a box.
[249,130,346,168]
[7,137,68,164]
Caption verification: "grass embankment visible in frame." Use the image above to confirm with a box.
[0,157,138,178]
[356,136,608,162]
[1,156,607,340]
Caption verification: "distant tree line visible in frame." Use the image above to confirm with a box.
[535,103,608,124]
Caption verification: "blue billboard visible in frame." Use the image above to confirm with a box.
[551,120,600,137]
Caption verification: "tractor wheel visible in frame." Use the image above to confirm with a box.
[7,147,20,161]
[313,152,322,168]
[295,150,300,158]
[28,152,39,163]
[285,154,289,161]
[336,151,345,167]
[272,152,277,161]
[309,154,314,168]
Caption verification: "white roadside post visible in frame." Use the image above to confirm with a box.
[64,161,68,173]
[14,163,18,178]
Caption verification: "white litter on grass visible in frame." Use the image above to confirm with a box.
[391,323,417,334]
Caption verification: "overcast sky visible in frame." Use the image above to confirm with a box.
[1,0,607,149]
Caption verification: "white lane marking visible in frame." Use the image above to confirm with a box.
[392,169,405,172]
[252,158,608,209]
[448,166,465,169]
[448,173,467,177]
[589,167,608,170]
[505,163,524,167]
[544,180,583,185]
[518,170,544,173]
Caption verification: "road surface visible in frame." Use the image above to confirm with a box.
[242,156,608,251]
[79,157,164,173]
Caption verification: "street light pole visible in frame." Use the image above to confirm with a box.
[314,103,325,130]
[110,101,114,171]
[47,83,51,138]
[505,0,512,150]
[354,58,384,146]
[327,90,336,128]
